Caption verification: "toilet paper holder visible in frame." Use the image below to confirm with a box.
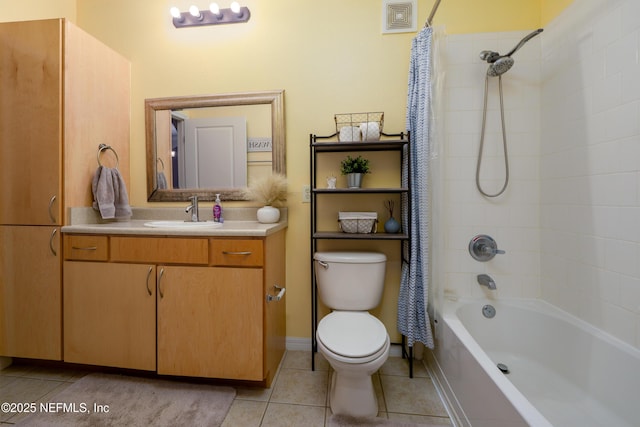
[266,284,286,302]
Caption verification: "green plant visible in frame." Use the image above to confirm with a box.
[340,155,371,175]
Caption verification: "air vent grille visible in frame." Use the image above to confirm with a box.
[382,0,417,34]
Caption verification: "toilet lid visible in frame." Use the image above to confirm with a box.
[317,312,388,358]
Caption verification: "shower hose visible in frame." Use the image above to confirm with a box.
[476,74,509,198]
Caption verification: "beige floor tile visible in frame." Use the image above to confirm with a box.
[234,384,274,402]
[261,402,325,427]
[380,356,429,378]
[222,399,267,427]
[0,363,37,377]
[0,377,68,423]
[380,375,448,417]
[282,350,329,372]
[270,369,328,407]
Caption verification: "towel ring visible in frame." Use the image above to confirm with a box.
[97,144,119,169]
[156,157,165,171]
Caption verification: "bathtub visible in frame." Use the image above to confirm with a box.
[428,298,640,427]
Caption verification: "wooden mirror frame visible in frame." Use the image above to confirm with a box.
[145,90,285,202]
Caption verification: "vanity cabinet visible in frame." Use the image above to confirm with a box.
[63,262,156,371]
[157,266,263,379]
[0,226,61,360]
[0,18,130,361]
[62,231,286,386]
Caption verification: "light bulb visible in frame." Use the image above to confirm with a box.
[189,5,201,18]
[209,3,220,15]
[230,2,241,14]
[169,7,181,19]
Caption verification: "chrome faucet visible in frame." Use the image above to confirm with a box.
[477,274,496,290]
[185,195,199,222]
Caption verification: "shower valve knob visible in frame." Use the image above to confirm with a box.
[469,234,505,262]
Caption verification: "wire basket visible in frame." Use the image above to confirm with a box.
[338,212,378,234]
[335,112,384,142]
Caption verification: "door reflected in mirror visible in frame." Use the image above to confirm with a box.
[145,90,285,202]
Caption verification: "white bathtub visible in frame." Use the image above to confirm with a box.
[428,298,640,427]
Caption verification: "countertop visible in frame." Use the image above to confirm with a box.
[61,207,287,237]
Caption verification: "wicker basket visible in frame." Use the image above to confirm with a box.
[338,212,378,234]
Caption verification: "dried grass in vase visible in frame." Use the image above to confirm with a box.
[244,173,288,207]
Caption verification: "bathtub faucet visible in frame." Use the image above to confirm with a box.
[477,274,496,290]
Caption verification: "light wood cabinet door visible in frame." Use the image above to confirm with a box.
[0,20,62,226]
[157,266,264,380]
[63,262,156,371]
[0,226,61,360]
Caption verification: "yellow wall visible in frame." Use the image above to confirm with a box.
[0,0,75,21]
[1,0,571,340]
[542,0,574,26]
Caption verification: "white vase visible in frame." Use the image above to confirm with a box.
[257,205,280,223]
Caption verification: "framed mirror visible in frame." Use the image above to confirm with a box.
[145,90,285,202]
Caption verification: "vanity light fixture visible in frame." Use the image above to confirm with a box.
[170,2,251,28]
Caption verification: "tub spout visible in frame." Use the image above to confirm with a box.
[477,274,496,290]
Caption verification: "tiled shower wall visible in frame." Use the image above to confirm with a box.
[540,0,640,349]
[435,0,640,351]
[437,30,542,301]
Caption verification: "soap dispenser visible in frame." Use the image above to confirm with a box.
[213,194,223,223]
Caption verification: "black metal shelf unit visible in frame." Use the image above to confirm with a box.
[309,131,414,376]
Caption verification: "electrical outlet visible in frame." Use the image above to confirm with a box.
[302,185,311,203]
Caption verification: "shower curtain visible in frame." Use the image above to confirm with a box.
[398,26,434,349]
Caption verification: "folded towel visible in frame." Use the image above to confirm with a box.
[92,166,132,219]
[157,171,168,190]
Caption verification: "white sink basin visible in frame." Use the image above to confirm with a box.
[143,220,223,229]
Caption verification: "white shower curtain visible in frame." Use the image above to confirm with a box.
[398,26,434,349]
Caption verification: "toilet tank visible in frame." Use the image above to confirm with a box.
[314,251,387,310]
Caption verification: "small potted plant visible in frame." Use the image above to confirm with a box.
[340,155,370,188]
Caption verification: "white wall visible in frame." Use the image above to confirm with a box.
[435,0,640,351]
[540,0,640,349]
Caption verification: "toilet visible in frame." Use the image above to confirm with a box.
[314,251,390,417]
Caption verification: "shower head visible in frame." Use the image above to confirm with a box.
[487,57,514,77]
[481,28,543,77]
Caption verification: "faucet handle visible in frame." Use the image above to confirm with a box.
[469,234,505,262]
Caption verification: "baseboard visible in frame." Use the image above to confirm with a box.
[286,337,403,357]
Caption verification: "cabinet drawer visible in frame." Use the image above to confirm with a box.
[64,235,109,261]
[210,238,264,267]
[111,237,208,265]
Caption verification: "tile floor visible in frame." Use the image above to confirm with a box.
[0,350,452,426]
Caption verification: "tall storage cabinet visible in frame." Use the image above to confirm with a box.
[0,19,130,360]
[309,132,410,370]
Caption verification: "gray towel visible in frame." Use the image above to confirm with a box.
[92,166,132,219]
[157,171,168,189]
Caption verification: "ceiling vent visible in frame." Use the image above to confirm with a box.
[382,0,417,34]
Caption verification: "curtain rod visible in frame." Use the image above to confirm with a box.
[425,0,442,27]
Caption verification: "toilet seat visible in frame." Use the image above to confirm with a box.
[317,312,389,363]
